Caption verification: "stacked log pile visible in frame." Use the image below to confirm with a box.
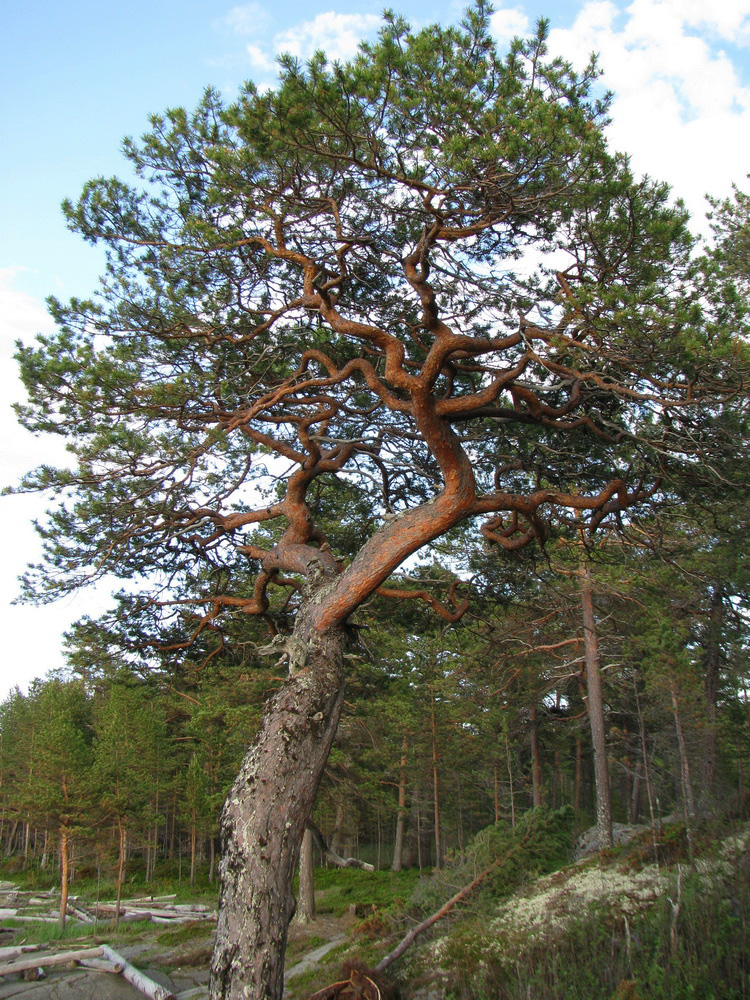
[0,942,176,999]
[92,894,216,925]
[0,883,216,926]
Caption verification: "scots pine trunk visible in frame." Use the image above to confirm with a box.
[209,599,345,1000]
[295,827,316,924]
[702,583,724,797]
[671,682,697,819]
[391,734,408,872]
[59,826,70,927]
[580,561,613,849]
[430,684,442,870]
[529,704,544,808]
[114,818,126,928]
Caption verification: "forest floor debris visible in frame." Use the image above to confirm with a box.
[0,892,359,1000]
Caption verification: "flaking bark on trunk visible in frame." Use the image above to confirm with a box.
[209,599,345,1000]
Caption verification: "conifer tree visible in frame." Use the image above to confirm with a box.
[10,7,749,996]
[27,681,93,924]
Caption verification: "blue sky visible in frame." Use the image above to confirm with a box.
[1,0,749,697]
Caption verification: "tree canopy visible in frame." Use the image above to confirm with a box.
[9,5,750,998]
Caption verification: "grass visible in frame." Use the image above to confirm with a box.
[311,866,423,916]
[420,821,750,1000]
[157,921,215,947]
[0,916,157,944]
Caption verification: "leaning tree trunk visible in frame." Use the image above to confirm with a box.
[209,602,346,1000]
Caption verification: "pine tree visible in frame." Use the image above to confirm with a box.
[10,7,749,997]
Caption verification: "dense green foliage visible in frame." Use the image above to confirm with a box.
[435,837,750,1000]
[412,806,575,915]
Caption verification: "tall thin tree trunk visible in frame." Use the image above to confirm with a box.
[430,682,442,870]
[630,757,643,824]
[114,818,126,929]
[392,734,408,872]
[329,798,346,858]
[190,817,197,887]
[4,820,19,857]
[402,785,421,868]
[702,583,724,796]
[580,560,613,849]
[295,827,316,924]
[505,728,516,827]
[529,704,544,808]
[671,682,696,819]
[209,835,216,884]
[59,826,70,927]
[209,606,346,1000]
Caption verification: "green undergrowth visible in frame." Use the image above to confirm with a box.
[440,870,750,999]
[415,819,750,1000]
[0,859,220,905]
[0,916,156,944]
[283,941,354,1000]
[411,806,575,919]
[312,866,422,917]
[156,920,214,947]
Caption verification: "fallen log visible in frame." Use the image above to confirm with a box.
[374,824,535,973]
[0,946,104,977]
[93,904,214,923]
[101,945,176,1000]
[79,957,124,973]
[149,914,214,924]
[119,907,213,920]
[125,903,212,914]
[0,944,45,962]
[120,894,177,904]
[67,903,96,923]
[1,915,61,924]
[306,821,375,872]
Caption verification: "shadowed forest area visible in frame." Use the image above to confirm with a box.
[2,522,750,998]
[2,517,749,887]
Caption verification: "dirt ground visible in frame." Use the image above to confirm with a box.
[0,912,356,1000]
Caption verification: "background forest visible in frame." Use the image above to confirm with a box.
[2,508,748,888]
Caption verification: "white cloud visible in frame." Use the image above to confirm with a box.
[490,7,530,43]
[223,4,270,37]
[546,0,750,226]
[0,270,94,700]
[246,43,275,72]
[633,0,750,41]
[273,11,380,64]
[0,268,67,481]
